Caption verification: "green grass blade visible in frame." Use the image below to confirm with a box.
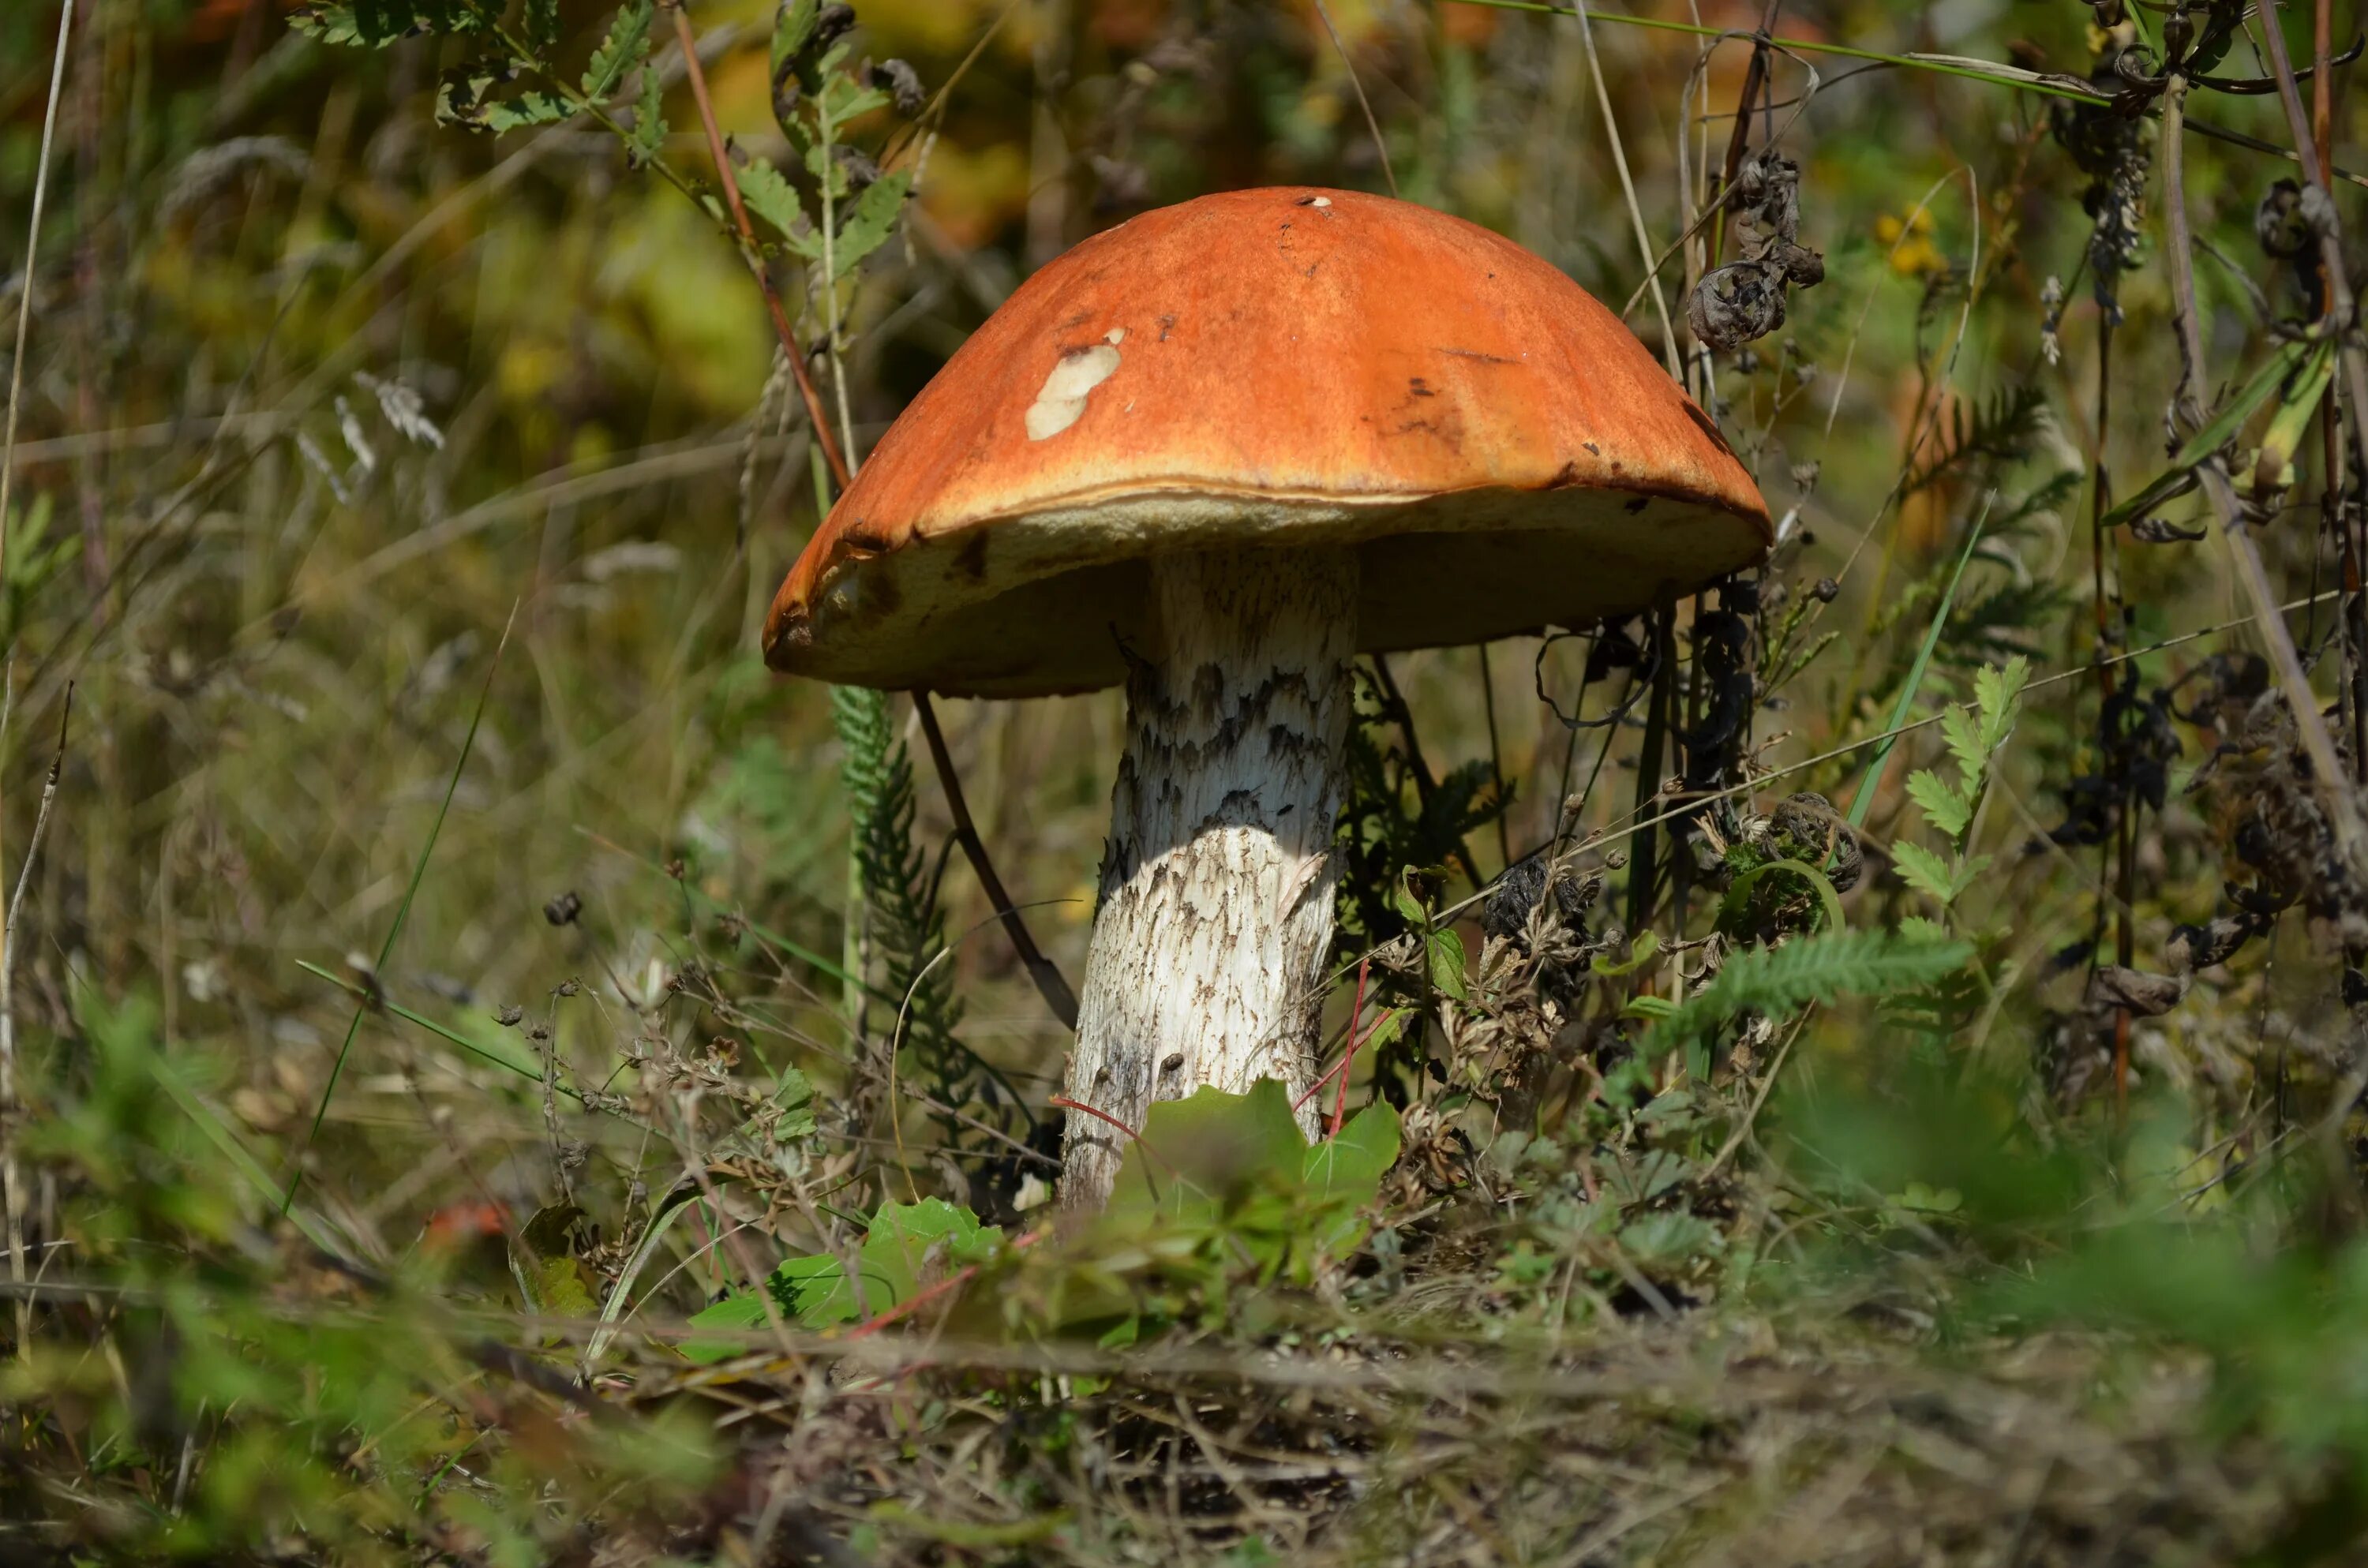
[1845,500,1991,833]
[281,601,519,1213]
[292,958,579,1098]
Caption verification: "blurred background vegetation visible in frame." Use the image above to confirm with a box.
[5,0,2368,1562]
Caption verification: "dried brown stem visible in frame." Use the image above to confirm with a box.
[2159,72,2368,877]
[663,1,850,492]
[912,694,1078,1033]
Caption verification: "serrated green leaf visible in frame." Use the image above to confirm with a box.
[1891,840,1961,907]
[524,0,560,48]
[771,0,824,79]
[583,0,654,102]
[1905,769,1973,843]
[629,64,669,166]
[1898,914,1952,943]
[1974,654,2031,750]
[817,64,887,129]
[828,170,913,275]
[737,157,806,242]
[484,90,571,133]
[298,0,489,46]
[1940,705,1986,794]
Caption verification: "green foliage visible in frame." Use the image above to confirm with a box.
[294,0,489,48]
[1639,928,1972,1069]
[1898,656,2028,913]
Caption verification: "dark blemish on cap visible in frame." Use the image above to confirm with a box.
[1546,461,1583,488]
[1408,377,1435,397]
[1583,441,1601,456]
[1159,314,1176,341]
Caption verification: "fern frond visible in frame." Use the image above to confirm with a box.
[1645,928,1971,1054]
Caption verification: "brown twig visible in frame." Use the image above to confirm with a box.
[663,0,850,492]
[912,693,1078,1032]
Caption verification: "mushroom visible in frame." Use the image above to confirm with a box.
[765,188,1769,1211]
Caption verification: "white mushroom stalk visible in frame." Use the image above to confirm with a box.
[1060,547,1357,1209]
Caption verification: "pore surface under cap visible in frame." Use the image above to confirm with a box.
[764,186,1771,698]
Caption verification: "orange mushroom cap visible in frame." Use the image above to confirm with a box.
[765,187,1770,698]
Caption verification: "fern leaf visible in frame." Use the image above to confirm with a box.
[1644,928,1972,1053]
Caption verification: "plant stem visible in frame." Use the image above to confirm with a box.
[662,1,850,492]
[911,694,1078,1032]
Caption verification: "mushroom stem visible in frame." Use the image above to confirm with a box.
[1060,545,1358,1210]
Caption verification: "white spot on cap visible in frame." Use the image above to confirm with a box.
[1026,342,1122,441]
[1310,196,1332,208]
[1105,327,1126,345]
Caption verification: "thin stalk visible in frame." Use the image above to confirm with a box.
[911,694,1077,1031]
[0,0,73,1363]
[662,1,849,491]
[282,604,518,1212]
[1570,0,1682,376]
[1312,0,1399,197]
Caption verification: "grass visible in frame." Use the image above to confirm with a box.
[3,0,2368,1562]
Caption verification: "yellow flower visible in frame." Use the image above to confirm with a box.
[1875,209,1945,276]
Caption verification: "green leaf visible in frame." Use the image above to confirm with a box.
[770,0,825,80]
[583,0,655,102]
[738,157,807,243]
[1110,1080,1308,1224]
[829,170,914,275]
[771,1066,818,1140]
[297,0,489,47]
[485,90,571,133]
[524,0,560,49]
[1891,840,1962,907]
[1642,928,1972,1058]
[1622,994,1679,1021]
[1847,506,1989,834]
[1973,654,2031,751]
[1302,1102,1401,1201]
[510,1203,599,1317]
[629,64,669,167]
[2254,337,2337,492]
[1427,926,1468,1001]
[2100,335,2314,531]
[1303,1102,1402,1255]
[1593,929,1661,978]
[1905,769,1973,843]
[1939,704,1986,794]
